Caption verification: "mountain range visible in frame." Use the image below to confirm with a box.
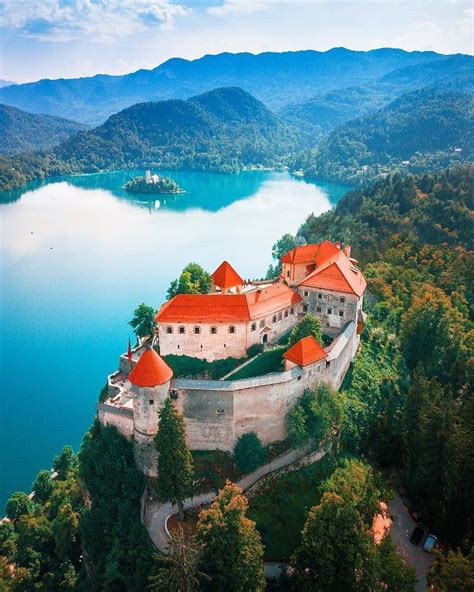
[0,48,471,125]
[0,80,14,89]
[0,104,88,155]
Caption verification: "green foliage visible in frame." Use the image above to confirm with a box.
[128,302,156,339]
[246,343,263,358]
[155,399,194,518]
[233,432,265,474]
[247,454,338,560]
[167,262,212,299]
[427,550,474,592]
[196,481,265,592]
[32,470,54,504]
[287,314,323,348]
[124,174,182,194]
[79,423,153,591]
[376,537,417,592]
[53,445,78,480]
[229,347,285,380]
[287,385,345,449]
[191,450,241,494]
[5,492,35,521]
[163,353,244,379]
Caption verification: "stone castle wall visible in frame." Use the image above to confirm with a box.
[99,321,358,458]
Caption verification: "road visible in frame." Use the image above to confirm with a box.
[389,493,434,592]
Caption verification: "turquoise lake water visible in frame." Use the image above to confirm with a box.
[0,169,348,511]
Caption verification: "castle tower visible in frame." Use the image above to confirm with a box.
[211,260,244,294]
[129,346,173,444]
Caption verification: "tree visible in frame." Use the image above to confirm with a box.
[288,314,323,348]
[51,503,80,560]
[53,445,78,480]
[149,527,208,592]
[167,263,212,299]
[196,481,265,592]
[155,398,194,521]
[427,550,474,592]
[5,492,34,522]
[234,432,265,473]
[129,302,156,340]
[377,537,417,592]
[291,492,379,592]
[32,470,54,504]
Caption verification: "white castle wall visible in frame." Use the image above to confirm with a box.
[98,321,358,457]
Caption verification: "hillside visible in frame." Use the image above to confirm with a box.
[0,104,87,154]
[55,87,298,173]
[0,48,469,124]
[305,88,473,184]
[0,80,14,89]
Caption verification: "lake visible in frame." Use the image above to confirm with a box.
[0,169,348,510]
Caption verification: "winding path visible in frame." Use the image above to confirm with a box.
[143,445,327,554]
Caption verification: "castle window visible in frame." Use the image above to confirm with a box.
[149,400,154,405]
[303,305,309,312]
[166,326,173,334]
[316,306,322,312]
[304,290,309,297]
[210,326,217,334]
[194,326,201,334]
[216,409,225,415]
[273,315,277,323]
[327,308,332,315]
[229,325,236,334]
[290,307,294,314]
[259,319,265,328]
[326,360,331,368]
[177,345,180,349]
[339,311,344,317]
[278,312,282,321]
[318,293,322,299]
[286,270,290,278]
[179,326,185,334]
[340,297,345,303]
[284,310,288,318]
[251,322,257,331]
[170,391,178,400]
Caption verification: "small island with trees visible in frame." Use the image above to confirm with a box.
[124,169,184,195]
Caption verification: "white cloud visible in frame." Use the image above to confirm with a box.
[0,0,189,41]
[207,0,271,17]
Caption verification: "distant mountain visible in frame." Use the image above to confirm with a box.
[305,88,473,184]
[0,48,470,124]
[0,80,15,89]
[56,87,298,172]
[0,104,87,154]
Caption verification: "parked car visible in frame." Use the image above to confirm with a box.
[409,526,424,545]
[423,534,438,552]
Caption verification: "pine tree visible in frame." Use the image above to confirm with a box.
[155,398,194,521]
[196,481,265,592]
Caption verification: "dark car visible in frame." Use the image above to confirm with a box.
[409,526,424,545]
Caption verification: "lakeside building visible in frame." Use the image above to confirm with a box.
[99,240,367,474]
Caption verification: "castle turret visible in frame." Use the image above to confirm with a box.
[129,346,173,444]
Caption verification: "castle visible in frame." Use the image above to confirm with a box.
[98,240,367,475]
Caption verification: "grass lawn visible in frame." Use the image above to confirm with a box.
[162,353,245,380]
[229,347,285,380]
[247,454,339,561]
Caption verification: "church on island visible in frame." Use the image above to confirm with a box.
[99,240,367,475]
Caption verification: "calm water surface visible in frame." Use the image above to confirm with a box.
[0,169,348,510]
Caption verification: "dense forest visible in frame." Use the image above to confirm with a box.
[297,88,473,184]
[0,104,87,155]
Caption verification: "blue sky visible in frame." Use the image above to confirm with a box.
[0,0,472,83]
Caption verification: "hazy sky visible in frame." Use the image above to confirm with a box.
[0,0,472,83]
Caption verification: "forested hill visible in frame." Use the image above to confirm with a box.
[55,87,298,173]
[304,88,473,184]
[299,165,474,262]
[0,104,87,155]
[0,48,469,124]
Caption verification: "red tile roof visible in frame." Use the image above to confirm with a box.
[129,347,173,387]
[281,240,341,265]
[156,282,302,323]
[298,256,366,296]
[284,336,327,367]
[211,261,244,290]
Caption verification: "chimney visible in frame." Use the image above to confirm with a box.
[343,244,351,257]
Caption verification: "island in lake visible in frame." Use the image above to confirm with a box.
[124,169,184,194]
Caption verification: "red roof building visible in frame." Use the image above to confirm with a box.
[283,336,327,367]
[211,261,244,292]
[129,347,173,387]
